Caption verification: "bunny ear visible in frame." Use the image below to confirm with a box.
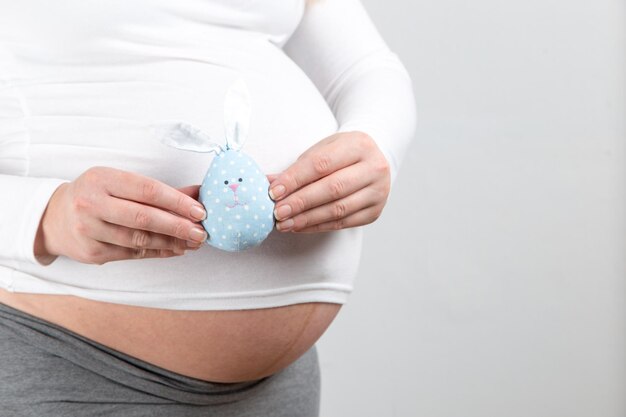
[150,121,223,154]
[223,78,251,151]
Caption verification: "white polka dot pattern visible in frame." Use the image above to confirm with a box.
[199,149,275,251]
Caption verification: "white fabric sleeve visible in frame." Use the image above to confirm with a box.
[283,0,417,185]
[0,175,69,266]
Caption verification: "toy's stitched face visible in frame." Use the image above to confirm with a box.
[221,176,245,208]
[199,150,275,251]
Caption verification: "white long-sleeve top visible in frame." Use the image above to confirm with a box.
[0,0,416,310]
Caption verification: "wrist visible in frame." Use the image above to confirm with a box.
[34,183,67,263]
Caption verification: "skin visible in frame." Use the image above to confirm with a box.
[269,130,391,233]
[18,130,391,382]
[35,166,208,264]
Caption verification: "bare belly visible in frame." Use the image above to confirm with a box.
[0,288,341,383]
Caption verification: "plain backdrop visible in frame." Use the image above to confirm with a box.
[316,1,625,416]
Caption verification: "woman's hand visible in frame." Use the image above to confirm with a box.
[35,166,208,265]
[268,131,391,233]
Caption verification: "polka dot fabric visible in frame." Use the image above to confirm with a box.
[153,79,275,251]
[199,149,275,251]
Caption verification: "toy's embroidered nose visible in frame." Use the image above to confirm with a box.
[229,183,239,192]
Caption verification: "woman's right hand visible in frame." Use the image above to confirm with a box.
[35,166,208,265]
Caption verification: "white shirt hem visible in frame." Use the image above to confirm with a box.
[0,265,352,310]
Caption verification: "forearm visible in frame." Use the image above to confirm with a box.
[284,0,417,185]
[0,174,69,266]
[328,52,417,184]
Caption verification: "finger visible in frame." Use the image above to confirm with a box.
[266,173,279,183]
[98,196,208,243]
[272,163,372,222]
[276,187,380,232]
[290,205,383,233]
[82,240,183,264]
[105,170,206,222]
[90,219,202,252]
[105,246,183,263]
[268,142,362,202]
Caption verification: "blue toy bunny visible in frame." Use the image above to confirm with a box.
[151,79,275,252]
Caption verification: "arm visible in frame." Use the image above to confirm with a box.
[269,0,417,232]
[283,0,417,185]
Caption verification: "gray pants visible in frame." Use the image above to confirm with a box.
[0,302,320,417]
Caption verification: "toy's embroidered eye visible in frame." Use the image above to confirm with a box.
[238,178,243,182]
[224,180,229,185]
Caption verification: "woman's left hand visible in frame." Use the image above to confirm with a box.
[267,131,391,233]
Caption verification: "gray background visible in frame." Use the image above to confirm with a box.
[316,0,625,416]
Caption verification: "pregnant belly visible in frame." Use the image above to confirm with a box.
[0,29,346,382]
[0,289,341,382]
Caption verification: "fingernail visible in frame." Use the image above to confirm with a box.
[190,205,207,221]
[277,219,294,231]
[269,184,286,200]
[190,227,208,243]
[274,205,292,221]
